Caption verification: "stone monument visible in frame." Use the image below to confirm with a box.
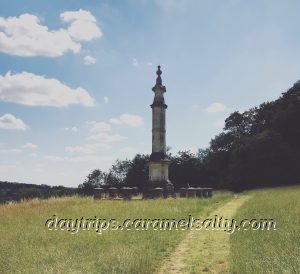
[143,66,174,198]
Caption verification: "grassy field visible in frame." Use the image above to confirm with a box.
[0,192,231,273]
[1,187,298,274]
[230,186,300,273]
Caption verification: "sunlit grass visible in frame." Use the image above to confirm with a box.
[230,186,300,273]
[0,192,231,273]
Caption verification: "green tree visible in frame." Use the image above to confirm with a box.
[79,169,107,195]
[106,159,131,186]
[125,154,149,188]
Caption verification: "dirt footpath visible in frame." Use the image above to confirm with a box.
[157,195,251,274]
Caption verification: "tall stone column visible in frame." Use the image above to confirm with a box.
[144,66,174,198]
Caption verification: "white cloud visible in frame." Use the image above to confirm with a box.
[132,58,139,66]
[0,14,79,57]
[109,114,144,127]
[65,143,111,154]
[109,117,122,125]
[60,9,102,41]
[0,10,101,57]
[84,55,96,65]
[87,121,111,132]
[0,148,22,154]
[132,58,154,67]
[87,132,127,142]
[60,9,97,22]
[205,103,227,113]
[63,127,78,132]
[0,71,95,107]
[0,113,28,130]
[22,142,38,149]
[104,96,109,104]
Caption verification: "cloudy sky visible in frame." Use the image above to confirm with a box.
[1,0,300,187]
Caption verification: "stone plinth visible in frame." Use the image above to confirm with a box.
[94,188,104,199]
[120,187,133,200]
[108,187,118,199]
[179,187,187,197]
[143,180,174,199]
[152,188,164,198]
[187,188,197,198]
[207,188,213,198]
[196,188,203,198]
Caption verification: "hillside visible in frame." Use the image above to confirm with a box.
[0,181,77,203]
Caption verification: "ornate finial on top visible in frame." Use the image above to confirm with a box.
[156,65,162,85]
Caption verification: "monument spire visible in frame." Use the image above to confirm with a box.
[156,65,162,85]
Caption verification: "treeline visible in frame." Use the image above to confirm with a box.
[0,181,77,203]
[80,80,300,193]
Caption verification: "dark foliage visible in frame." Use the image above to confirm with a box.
[0,181,77,203]
[207,80,300,191]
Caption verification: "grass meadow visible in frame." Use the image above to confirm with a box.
[1,187,299,273]
[230,186,300,273]
[0,192,230,273]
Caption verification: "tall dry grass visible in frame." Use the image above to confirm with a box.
[230,186,300,273]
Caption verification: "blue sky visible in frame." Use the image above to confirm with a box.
[0,0,300,187]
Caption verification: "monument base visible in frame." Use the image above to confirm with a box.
[142,180,175,199]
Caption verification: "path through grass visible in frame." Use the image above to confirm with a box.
[157,195,250,273]
[230,186,300,273]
